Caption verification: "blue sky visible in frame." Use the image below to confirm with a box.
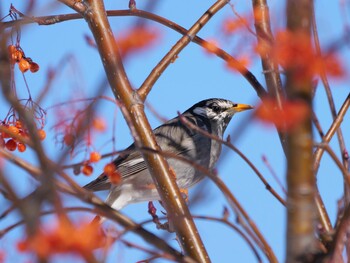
[0,1,349,262]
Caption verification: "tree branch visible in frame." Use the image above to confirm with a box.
[251,0,283,103]
[285,0,318,261]
[60,0,213,261]
[313,93,350,241]
[0,8,267,99]
[138,0,229,100]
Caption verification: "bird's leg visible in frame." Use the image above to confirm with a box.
[148,201,174,232]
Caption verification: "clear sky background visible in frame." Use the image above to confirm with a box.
[0,1,349,262]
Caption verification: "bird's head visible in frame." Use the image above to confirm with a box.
[187,98,253,128]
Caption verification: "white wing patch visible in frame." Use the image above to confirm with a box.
[120,156,144,167]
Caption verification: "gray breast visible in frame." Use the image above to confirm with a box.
[153,116,222,189]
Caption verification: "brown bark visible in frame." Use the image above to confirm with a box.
[285,0,317,262]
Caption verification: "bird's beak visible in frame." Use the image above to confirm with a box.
[233,103,254,112]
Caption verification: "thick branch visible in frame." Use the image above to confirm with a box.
[285,0,317,262]
[251,0,289,157]
[61,0,212,261]
[251,0,283,104]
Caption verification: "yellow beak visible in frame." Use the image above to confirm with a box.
[233,103,254,112]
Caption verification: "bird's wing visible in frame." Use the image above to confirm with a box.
[83,117,202,192]
[83,145,147,191]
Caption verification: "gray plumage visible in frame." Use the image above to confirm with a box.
[84,98,252,211]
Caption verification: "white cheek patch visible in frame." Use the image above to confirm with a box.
[193,107,217,118]
[193,106,207,116]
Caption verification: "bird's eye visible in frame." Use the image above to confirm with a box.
[211,104,221,113]
[233,103,238,107]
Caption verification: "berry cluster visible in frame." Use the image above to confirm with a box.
[8,45,39,73]
[0,120,46,152]
[103,163,121,184]
[80,151,101,176]
[76,151,121,184]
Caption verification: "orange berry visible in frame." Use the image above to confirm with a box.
[63,133,75,146]
[14,50,24,62]
[8,45,23,63]
[37,129,46,141]
[18,58,30,73]
[17,143,26,152]
[82,164,93,176]
[89,151,101,163]
[92,118,106,132]
[8,45,16,63]
[8,125,19,135]
[103,163,116,175]
[29,62,40,73]
[5,139,17,151]
[108,171,122,185]
[104,163,122,184]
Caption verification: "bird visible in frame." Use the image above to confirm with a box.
[84,98,253,213]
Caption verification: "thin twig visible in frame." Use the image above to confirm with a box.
[315,143,350,188]
[138,0,229,100]
[325,203,350,262]
[313,94,350,237]
[314,94,350,174]
[312,4,350,240]
[117,213,263,263]
[0,9,267,99]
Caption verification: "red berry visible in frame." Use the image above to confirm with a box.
[29,62,39,73]
[92,118,106,132]
[108,171,122,185]
[103,163,116,175]
[103,163,121,184]
[17,143,26,152]
[82,165,93,176]
[89,151,101,163]
[5,139,17,151]
[37,129,46,141]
